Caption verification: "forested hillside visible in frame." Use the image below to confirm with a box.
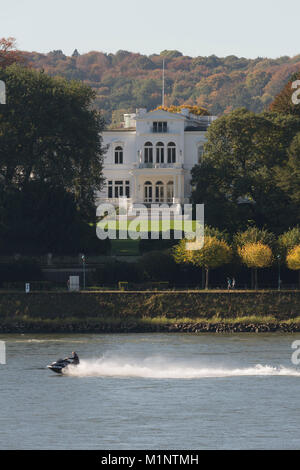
[23,49,300,123]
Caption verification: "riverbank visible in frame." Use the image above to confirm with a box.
[1,290,300,333]
[1,316,300,333]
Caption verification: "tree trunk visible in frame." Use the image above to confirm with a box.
[255,268,258,290]
[205,268,209,290]
[202,267,205,289]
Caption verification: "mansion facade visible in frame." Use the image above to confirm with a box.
[96,108,217,210]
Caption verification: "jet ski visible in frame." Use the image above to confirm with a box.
[47,357,73,374]
[47,352,80,374]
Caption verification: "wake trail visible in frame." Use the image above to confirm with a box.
[64,356,300,379]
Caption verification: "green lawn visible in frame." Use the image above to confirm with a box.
[98,218,202,256]
[97,219,201,233]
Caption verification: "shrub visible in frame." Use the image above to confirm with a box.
[118,281,129,291]
[139,251,178,281]
[0,259,42,285]
[94,261,143,284]
[139,232,179,254]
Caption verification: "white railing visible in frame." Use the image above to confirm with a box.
[137,163,182,169]
[97,197,133,205]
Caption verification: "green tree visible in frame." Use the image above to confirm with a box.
[275,132,300,207]
[191,108,300,233]
[234,226,276,250]
[0,181,111,255]
[0,65,106,253]
[0,64,105,220]
[278,227,300,258]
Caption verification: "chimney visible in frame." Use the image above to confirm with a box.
[124,113,136,128]
[136,108,147,116]
[181,108,190,117]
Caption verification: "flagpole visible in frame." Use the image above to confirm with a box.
[162,58,165,107]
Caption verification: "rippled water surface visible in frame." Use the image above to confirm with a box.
[0,333,300,449]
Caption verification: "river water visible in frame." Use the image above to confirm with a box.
[0,333,300,450]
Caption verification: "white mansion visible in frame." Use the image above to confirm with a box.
[97,108,217,210]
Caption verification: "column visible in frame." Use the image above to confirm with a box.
[133,175,138,203]
[177,174,182,203]
[173,175,177,201]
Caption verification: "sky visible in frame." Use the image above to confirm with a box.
[1,0,300,59]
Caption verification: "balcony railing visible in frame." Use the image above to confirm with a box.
[152,123,168,133]
[152,128,169,133]
[136,162,182,169]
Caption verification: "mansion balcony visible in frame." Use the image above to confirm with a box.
[134,162,183,170]
[98,197,183,206]
[152,122,168,133]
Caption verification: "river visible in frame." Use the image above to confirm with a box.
[0,333,300,449]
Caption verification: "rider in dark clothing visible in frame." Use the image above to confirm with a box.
[70,351,80,365]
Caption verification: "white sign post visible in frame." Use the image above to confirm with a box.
[25,283,30,294]
[69,276,80,292]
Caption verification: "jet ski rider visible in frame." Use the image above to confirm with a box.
[69,351,80,365]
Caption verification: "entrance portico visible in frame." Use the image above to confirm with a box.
[131,168,185,205]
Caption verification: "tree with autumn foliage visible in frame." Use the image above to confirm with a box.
[234,227,275,289]
[286,245,300,287]
[0,37,23,68]
[234,226,276,251]
[14,47,300,121]
[238,243,273,290]
[155,104,209,116]
[173,232,232,289]
[269,71,300,116]
[280,227,300,287]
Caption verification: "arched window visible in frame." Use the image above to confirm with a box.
[197,144,204,164]
[156,142,164,164]
[167,181,174,203]
[115,146,123,164]
[144,142,153,163]
[144,181,153,203]
[155,181,164,203]
[167,142,176,164]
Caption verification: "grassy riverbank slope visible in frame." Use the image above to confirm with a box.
[1,290,300,333]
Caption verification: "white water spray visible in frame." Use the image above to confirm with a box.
[64,355,300,379]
